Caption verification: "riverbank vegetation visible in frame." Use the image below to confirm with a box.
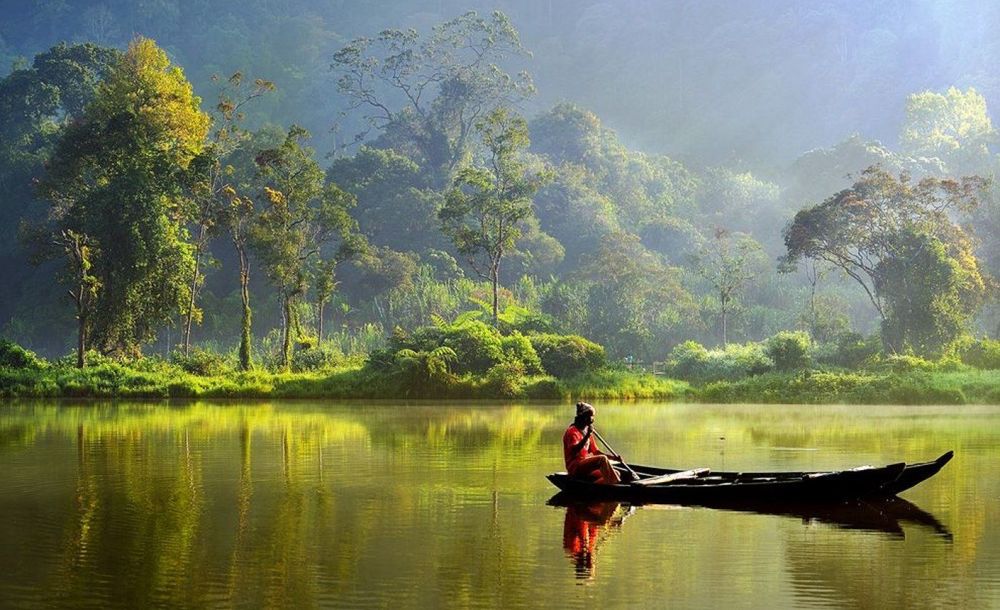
[2,335,998,404]
[0,10,998,405]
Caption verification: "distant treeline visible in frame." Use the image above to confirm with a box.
[0,10,998,375]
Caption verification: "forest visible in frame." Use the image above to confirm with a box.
[0,2,998,402]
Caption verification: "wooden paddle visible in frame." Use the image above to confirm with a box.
[591,427,642,482]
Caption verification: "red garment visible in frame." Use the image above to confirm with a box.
[563,424,600,474]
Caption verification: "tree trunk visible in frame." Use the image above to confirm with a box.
[77,312,86,369]
[491,261,500,326]
[721,294,729,346]
[317,300,325,345]
[238,246,252,371]
[281,293,293,369]
[183,224,207,356]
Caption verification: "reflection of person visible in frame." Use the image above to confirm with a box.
[562,402,621,484]
[562,502,625,580]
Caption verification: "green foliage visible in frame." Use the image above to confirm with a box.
[0,339,44,369]
[332,10,533,185]
[665,339,773,382]
[171,347,231,376]
[440,107,552,323]
[766,331,812,371]
[291,345,344,372]
[483,360,527,398]
[439,321,507,375]
[813,332,881,369]
[558,368,688,400]
[877,229,983,356]
[875,354,940,373]
[37,38,210,357]
[328,147,445,253]
[782,166,986,355]
[695,369,1000,405]
[500,333,544,375]
[693,230,768,345]
[392,347,458,397]
[527,333,605,377]
[249,125,360,367]
[578,231,697,360]
[959,338,1000,369]
[901,87,995,174]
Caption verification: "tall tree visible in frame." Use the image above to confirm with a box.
[183,72,274,357]
[331,10,533,187]
[3,43,120,349]
[693,229,767,346]
[250,126,360,368]
[578,232,696,360]
[901,87,996,175]
[439,108,550,325]
[782,166,986,353]
[877,228,984,355]
[38,37,210,357]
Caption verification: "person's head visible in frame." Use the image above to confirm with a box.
[574,401,595,427]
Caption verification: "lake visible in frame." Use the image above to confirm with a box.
[0,401,997,608]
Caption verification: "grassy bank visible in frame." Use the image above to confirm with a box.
[0,362,688,401]
[2,361,998,404]
[693,369,1000,405]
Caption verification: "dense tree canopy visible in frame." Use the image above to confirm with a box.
[782,167,986,353]
[37,37,209,357]
[0,7,997,369]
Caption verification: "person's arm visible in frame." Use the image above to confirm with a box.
[571,426,592,455]
[589,436,621,461]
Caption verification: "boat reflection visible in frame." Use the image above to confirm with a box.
[549,494,951,578]
[710,496,954,540]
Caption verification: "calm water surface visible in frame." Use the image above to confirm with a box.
[0,401,998,608]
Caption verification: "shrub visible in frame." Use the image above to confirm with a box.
[171,348,230,376]
[440,321,506,374]
[524,377,565,399]
[766,331,812,371]
[879,353,938,373]
[814,332,880,369]
[393,347,458,396]
[665,341,709,379]
[391,321,506,375]
[960,338,1000,369]
[528,333,606,377]
[0,339,44,369]
[665,340,772,381]
[365,348,397,372]
[292,345,344,372]
[500,332,544,374]
[483,360,526,398]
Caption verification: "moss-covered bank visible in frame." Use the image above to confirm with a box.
[0,363,687,401]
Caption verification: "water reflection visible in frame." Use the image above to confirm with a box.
[554,499,634,580]
[549,493,952,581]
[0,401,996,608]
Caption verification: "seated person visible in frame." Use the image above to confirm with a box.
[562,402,621,485]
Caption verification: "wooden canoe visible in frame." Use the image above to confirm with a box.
[546,451,953,505]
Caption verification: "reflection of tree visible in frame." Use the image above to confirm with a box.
[0,401,996,607]
[226,422,253,602]
[49,423,207,606]
[52,424,99,605]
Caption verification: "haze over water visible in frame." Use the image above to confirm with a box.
[0,400,997,608]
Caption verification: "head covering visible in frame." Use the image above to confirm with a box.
[576,402,595,417]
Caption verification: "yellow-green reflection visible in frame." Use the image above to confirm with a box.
[0,401,997,608]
